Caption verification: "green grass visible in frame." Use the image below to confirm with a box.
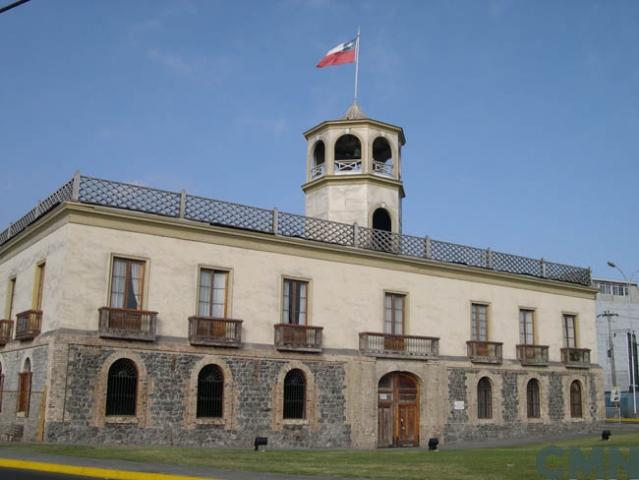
[2,433,639,480]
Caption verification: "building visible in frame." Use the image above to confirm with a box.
[593,278,639,416]
[0,106,603,448]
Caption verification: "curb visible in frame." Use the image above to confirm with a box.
[0,458,219,480]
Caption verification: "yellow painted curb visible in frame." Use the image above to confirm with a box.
[0,457,219,480]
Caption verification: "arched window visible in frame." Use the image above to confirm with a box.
[526,379,540,419]
[17,358,32,416]
[283,369,306,419]
[106,359,137,416]
[334,134,361,160]
[477,377,492,419]
[570,380,583,418]
[0,362,4,412]
[372,137,393,176]
[197,364,224,418]
[372,208,392,232]
[313,141,325,166]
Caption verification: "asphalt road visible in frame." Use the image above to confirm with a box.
[0,468,97,480]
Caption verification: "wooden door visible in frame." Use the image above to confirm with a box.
[377,373,419,448]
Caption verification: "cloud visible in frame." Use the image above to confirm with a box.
[147,48,193,74]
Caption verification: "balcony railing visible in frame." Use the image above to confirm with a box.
[561,348,591,368]
[310,164,325,179]
[0,320,13,345]
[359,332,439,359]
[516,344,549,366]
[334,160,361,174]
[467,340,503,364]
[98,307,157,342]
[372,160,393,176]
[15,310,42,341]
[188,316,242,347]
[274,324,323,352]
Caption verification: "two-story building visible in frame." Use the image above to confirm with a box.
[0,106,603,448]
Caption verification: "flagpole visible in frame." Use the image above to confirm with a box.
[354,26,360,105]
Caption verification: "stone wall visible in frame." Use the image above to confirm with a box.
[0,344,49,442]
[45,344,351,448]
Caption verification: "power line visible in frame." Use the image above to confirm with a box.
[0,0,31,15]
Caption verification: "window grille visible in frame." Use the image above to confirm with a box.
[17,359,31,416]
[477,377,492,419]
[196,365,224,418]
[106,359,137,416]
[527,379,540,418]
[283,369,306,419]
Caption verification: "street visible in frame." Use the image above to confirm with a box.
[0,468,96,480]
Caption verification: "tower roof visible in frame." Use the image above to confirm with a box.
[343,103,366,120]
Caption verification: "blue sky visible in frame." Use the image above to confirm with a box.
[1,0,638,280]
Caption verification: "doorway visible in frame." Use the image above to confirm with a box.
[377,372,419,447]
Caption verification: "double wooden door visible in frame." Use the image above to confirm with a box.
[377,372,419,447]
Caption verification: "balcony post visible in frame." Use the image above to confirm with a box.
[272,208,279,235]
[71,170,81,201]
[353,222,359,247]
[179,190,187,218]
[424,236,431,259]
[540,257,546,278]
[486,248,493,269]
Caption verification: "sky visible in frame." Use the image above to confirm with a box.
[0,0,638,280]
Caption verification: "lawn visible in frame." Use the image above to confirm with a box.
[1,433,638,480]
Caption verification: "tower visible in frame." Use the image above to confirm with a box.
[302,104,406,233]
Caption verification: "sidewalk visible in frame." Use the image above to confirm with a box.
[0,448,357,480]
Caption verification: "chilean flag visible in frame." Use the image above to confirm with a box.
[316,37,357,68]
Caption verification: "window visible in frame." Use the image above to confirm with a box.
[596,281,629,296]
[563,314,577,348]
[526,379,540,419]
[283,369,306,419]
[471,303,488,341]
[17,358,31,416]
[106,359,137,416]
[0,362,4,413]
[196,365,224,418]
[282,279,307,325]
[198,269,228,318]
[519,309,534,345]
[110,258,145,310]
[570,381,582,418]
[384,293,405,335]
[6,277,16,320]
[34,262,45,310]
[477,377,492,419]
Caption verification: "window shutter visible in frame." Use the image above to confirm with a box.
[24,371,32,417]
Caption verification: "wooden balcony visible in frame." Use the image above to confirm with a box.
[0,320,13,345]
[516,344,549,366]
[467,340,503,364]
[188,316,242,348]
[359,332,439,360]
[15,310,42,341]
[274,324,323,353]
[561,348,591,368]
[98,307,157,342]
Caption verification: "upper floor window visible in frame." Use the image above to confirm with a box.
[477,377,492,419]
[596,281,630,296]
[283,369,306,419]
[198,269,229,318]
[282,279,307,325]
[526,379,541,419]
[34,262,46,310]
[106,358,137,416]
[519,309,534,345]
[110,258,145,310]
[563,314,577,348]
[471,303,488,341]
[5,277,16,320]
[196,364,224,418]
[384,293,405,335]
[17,358,32,416]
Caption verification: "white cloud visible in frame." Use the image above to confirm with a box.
[147,48,193,74]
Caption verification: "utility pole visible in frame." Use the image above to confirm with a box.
[598,310,619,390]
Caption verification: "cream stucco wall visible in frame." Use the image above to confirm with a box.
[39,217,598,363]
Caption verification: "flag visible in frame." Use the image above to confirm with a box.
[316,37,357,68]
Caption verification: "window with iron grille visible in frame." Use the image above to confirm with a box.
[110,258,145,310]
[283,369,306,419]
[526,379,540,418]
[471,303,488,341]
[198,269,228,318]
[570,381,582,418]
[563,315,577,348]
[477,377,492,419]
[106,359,137,416]
[196,365,224,418]
[17,358,31,416]
[282,279,307,325]
[384,293,405,335]
[519,309,534,345]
